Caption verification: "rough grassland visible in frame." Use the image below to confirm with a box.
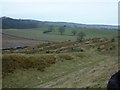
[2,51,118,88]
[2,37,119,88]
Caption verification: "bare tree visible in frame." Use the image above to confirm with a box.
[59,26,65,35]
[77,32,86,42]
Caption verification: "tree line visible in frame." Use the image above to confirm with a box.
[1,17,39,29]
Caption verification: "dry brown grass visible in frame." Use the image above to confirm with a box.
[58,54,73,60]
[2,54,56,77]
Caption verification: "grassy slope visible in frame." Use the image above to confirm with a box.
[2,51,118,88]
[3,28,118,41]
[2,38,118,88]
[2,27,118,88]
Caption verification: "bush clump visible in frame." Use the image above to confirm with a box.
[76,53,86,58]
[2,54,56,77]
[58,54,73,60]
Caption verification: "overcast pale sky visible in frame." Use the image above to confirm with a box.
[0,0,119,25]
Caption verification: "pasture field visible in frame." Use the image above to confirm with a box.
[2,37,119,88]
[3,28,118,42]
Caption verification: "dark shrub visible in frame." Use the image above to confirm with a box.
[111,38,115,42]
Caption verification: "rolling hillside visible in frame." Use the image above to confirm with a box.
[2,37,119,88]
[2,28,118,42]
[1,17,118,30]
[1,17,119,88]
[2,17,118,46]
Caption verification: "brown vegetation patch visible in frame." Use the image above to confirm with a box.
[2,54,56,77]
[58,54,73,60]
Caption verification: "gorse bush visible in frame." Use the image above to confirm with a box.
[58,54,73,60]
[76,53,87,58]
[2,54,56,77]
[2,53,75,77]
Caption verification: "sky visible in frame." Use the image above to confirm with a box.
[0,0,119,25]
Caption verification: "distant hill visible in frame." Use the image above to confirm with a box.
[44,21,118,30]
[1,17,118,30]
[1,17,42,29]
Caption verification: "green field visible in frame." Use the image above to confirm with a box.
[3,27,118,41]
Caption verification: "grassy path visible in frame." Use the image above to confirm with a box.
[35,54,118,88]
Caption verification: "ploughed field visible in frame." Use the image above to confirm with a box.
[2,37,119,88]
[2,34,49,49]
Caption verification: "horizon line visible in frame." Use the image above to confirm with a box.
[1,16,118,26]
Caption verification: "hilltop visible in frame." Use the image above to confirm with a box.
[1,17,118,30]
